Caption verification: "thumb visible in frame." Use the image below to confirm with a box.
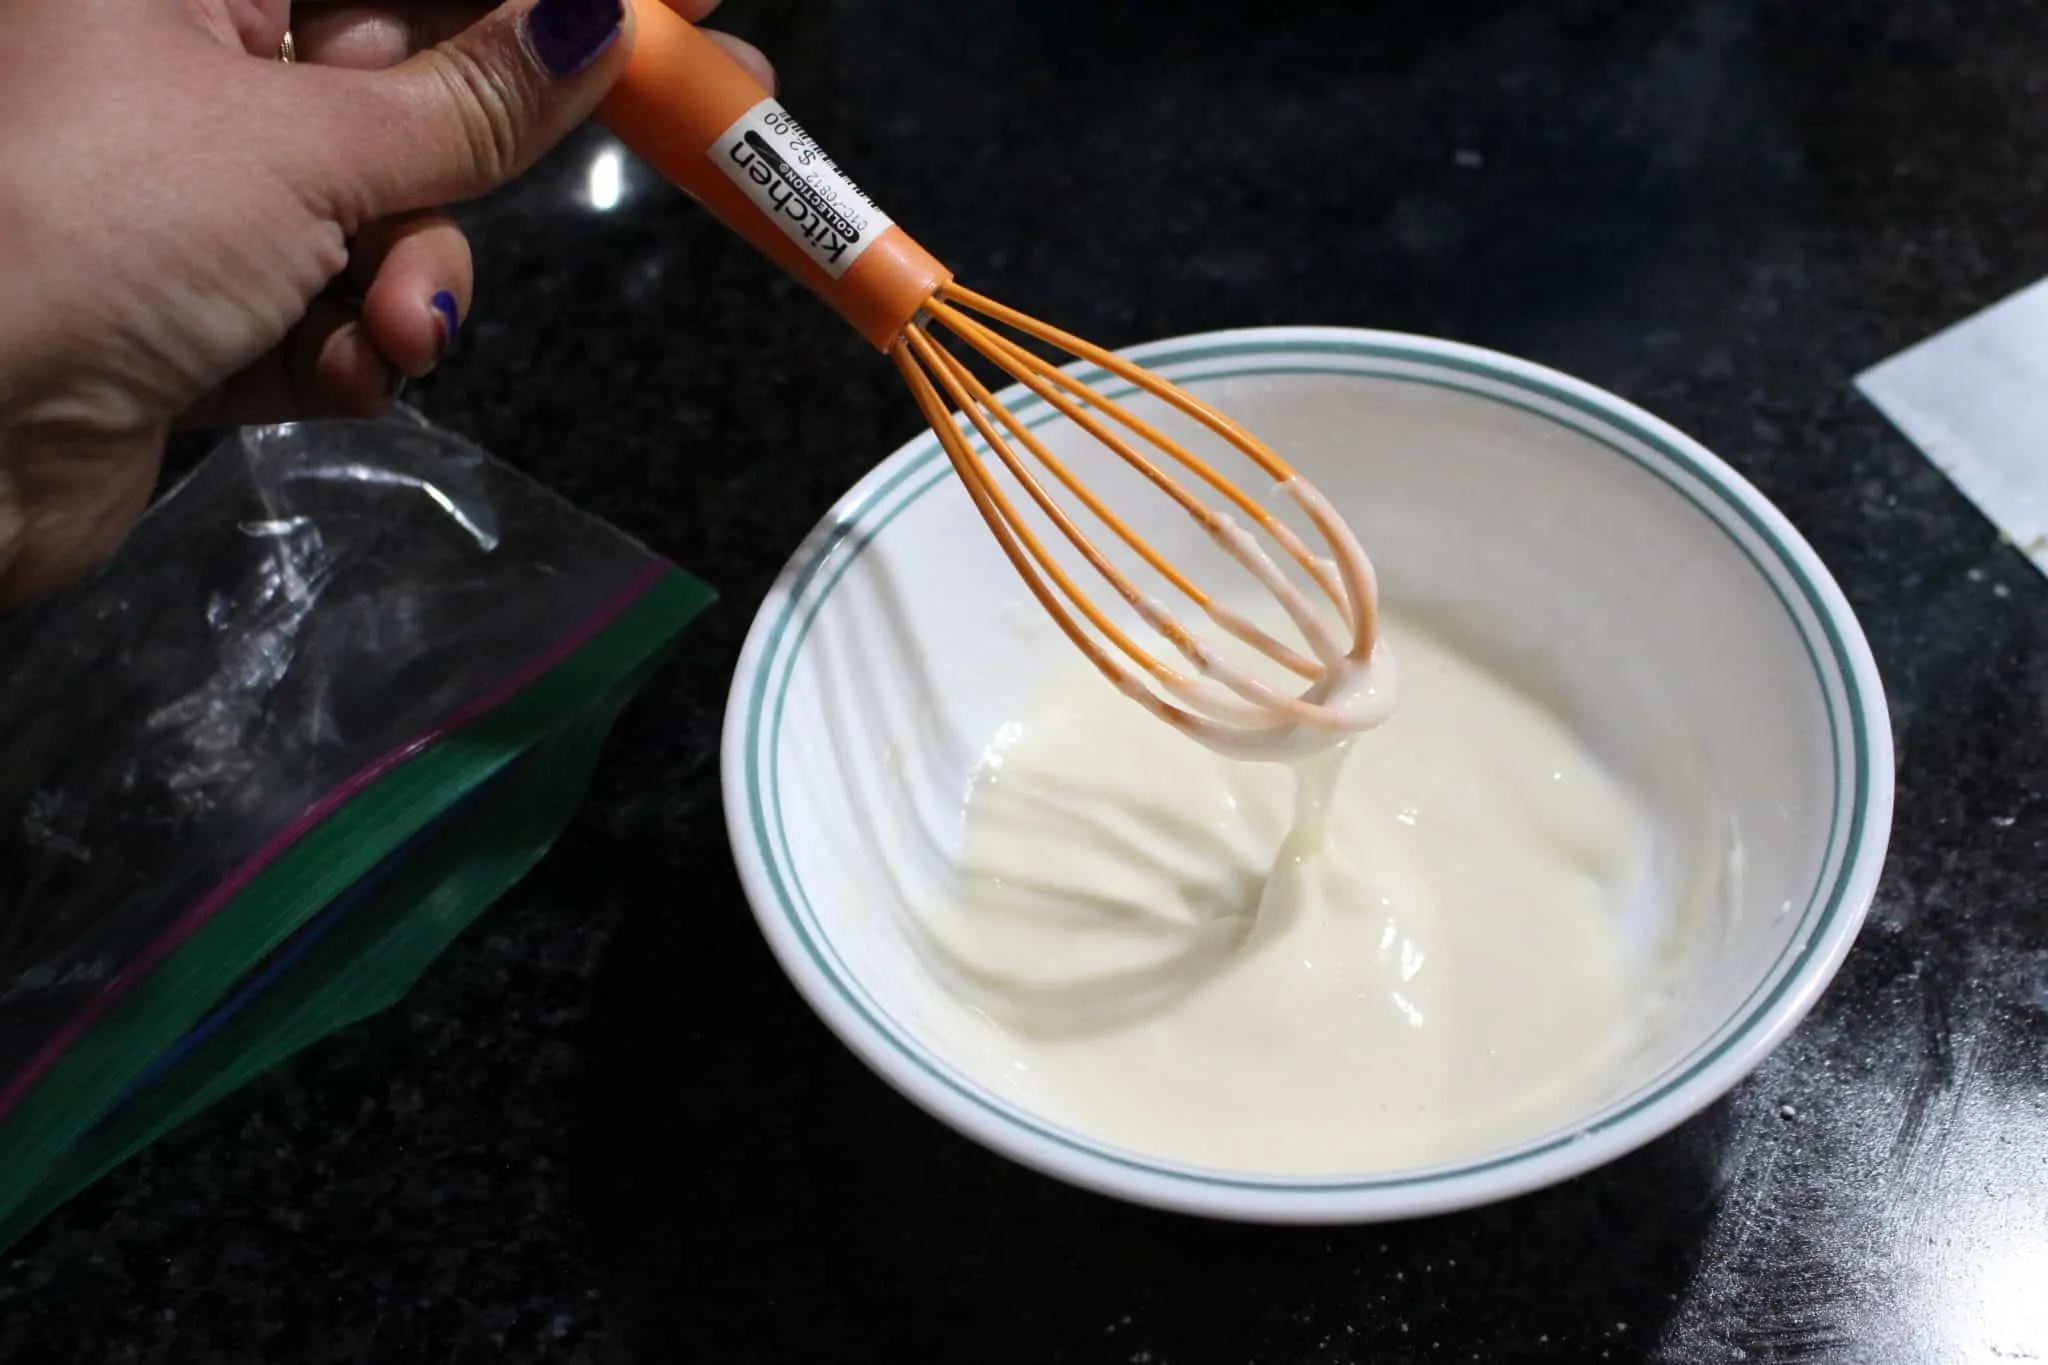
[313,0,636,225]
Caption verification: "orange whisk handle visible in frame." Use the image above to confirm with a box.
[596,0,950,350]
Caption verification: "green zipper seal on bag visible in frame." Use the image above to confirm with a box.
[0,568,712,1245]
[0,678,647,1249]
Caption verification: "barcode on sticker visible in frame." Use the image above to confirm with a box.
[710,100,893,279]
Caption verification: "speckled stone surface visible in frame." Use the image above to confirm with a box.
[4,0,2045,1359]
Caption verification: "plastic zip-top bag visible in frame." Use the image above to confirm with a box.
[0,409,711,1246]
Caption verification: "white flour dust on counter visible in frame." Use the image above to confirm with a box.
[913,614,1657,1175]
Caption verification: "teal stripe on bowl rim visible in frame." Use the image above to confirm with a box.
[737,332,1876,1196]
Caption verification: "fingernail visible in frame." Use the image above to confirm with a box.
[431,290,463,360]
[527,0,624,77]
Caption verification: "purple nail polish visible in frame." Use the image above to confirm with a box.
[431,290,462,359]
[527,0,624,77]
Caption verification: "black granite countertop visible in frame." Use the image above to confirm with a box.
[5,0,2046,1359]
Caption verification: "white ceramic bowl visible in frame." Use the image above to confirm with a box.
[722,326,1893,1223]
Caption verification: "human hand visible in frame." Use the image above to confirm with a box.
[0,0,773,607]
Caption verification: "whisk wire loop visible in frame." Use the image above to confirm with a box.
[891,283,1381,741]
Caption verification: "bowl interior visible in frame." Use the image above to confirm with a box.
[729,330,1885,1218]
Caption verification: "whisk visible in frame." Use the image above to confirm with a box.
[599,0,1389,757]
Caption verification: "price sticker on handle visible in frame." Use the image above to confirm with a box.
[710,100,896,279]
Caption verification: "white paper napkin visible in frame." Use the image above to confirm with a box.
[1856,276,2048,578]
